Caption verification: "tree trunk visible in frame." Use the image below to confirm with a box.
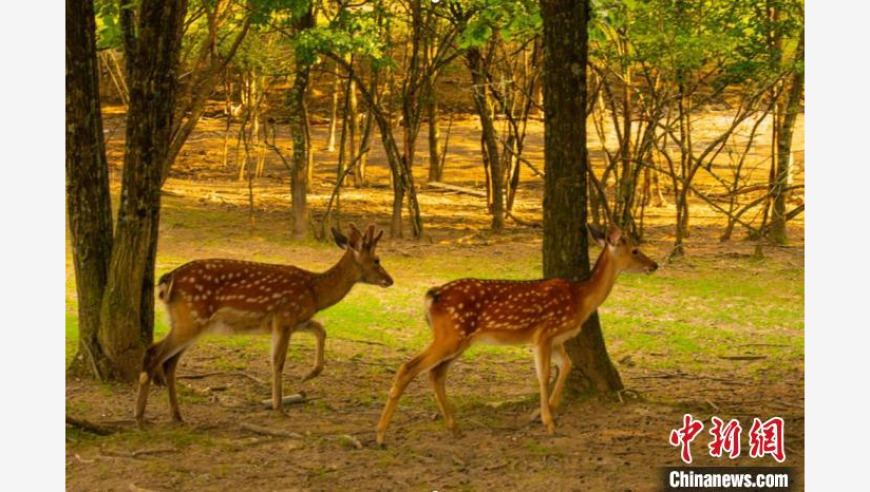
[356,104,374,187]
[287,68,310,238]
[286,7,315,239]
[426,87,442,183]
[540,0,623,394]
[769,31,803,244]
[98,0,188,382]
[66,0,116,378]
[466,47,504,232]
[327,61,340,153]
[222,67,233,169]
[348,78,363,187]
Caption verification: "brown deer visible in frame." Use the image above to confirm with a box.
[375,225,658,445]
[135,224,393,425]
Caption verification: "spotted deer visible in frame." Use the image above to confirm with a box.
[375,225,658,445]
[135,224,393,425]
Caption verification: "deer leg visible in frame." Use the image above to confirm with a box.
[135,338,167,425]
[297,320,325,382]
[163,349,187,423]
[270,324,292,414]
[376,342,459,446]
[533,341,556,435]
[135,325,198,425]
[429,358,461,437]
[549,343,573,410]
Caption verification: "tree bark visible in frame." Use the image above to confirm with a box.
[348,76,361,187]
[466,46,505,232]
[424,29,442,183]
[540,0,622,394]
[769,31,803,244]
[99,0,188,382]
[286,7,315,239]
[327,61,340,152]
[66,0,116,378]
[426,93,442,182]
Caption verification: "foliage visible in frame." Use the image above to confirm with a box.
[454,0,541,48]
[591,0,802,95]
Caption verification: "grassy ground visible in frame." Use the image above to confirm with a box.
[66,113,804,491]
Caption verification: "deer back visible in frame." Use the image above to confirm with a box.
[160,259,318,333]
[427,278,583,344]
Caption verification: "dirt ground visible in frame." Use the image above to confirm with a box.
[67,110,804,491]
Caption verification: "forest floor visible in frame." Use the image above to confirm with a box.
[66,110,804,491]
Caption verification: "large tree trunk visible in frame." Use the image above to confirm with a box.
[540,0,622,394]
[466,47,505,232]
[66,0,116,378]
[286,7,315,239]
[769,31,803,244]
[99,0,188,382]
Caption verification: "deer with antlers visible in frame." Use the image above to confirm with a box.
[135,224,392,425]
[375,225,658,445]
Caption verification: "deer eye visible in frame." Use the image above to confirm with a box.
[374,258,380,265]
[631,249,639,255]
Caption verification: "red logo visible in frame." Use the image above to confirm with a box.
[670,414,785,463]
[669,414,705,464]
[748,417,786,462]
[708,417,742,459]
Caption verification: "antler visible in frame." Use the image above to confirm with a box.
[371,229,384,250]
[357,224,383,251]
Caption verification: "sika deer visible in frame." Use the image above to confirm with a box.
[135,224,393,425]
[376,225,657,445]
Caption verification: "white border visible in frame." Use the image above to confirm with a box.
[0,1,65,490]
[2,0,866,488]
[805,0,870,488]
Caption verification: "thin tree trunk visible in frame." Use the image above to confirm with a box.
[356,103,374,187]
[327,61,340,152]
[424,29,442,183]
[66,0,116,378]
[541,0,622,394]
[467,47,504,232]
[286,6,315,239]
[222,67,233,169]
[769,31,803,244]
[100,51,129,108]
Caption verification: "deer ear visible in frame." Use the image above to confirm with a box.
[588,224,606,247]
[332,227,350,250]
[606,225,622,246]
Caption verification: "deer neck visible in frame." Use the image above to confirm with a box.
[577,247,620,312]
[310,252,361,312]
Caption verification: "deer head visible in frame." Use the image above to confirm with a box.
[331,224,394,287]
[589,224,658,274]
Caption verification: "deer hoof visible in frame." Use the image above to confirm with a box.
[301,367,323,383]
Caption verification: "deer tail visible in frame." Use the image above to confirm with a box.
[157,271,175,303]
